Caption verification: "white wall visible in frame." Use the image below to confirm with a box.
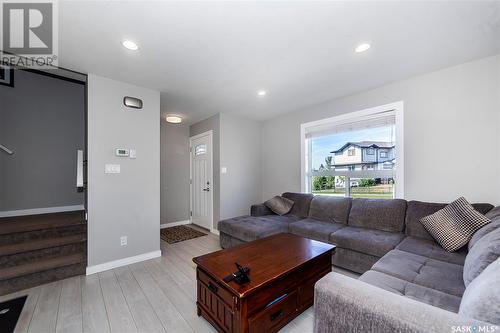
[160,122,190,224]
[87,74,160,267]
[262,55,500,205]
[220,113,262,220]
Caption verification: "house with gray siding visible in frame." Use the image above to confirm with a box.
[331,141,395,171]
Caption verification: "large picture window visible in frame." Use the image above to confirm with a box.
[301,102,404,199]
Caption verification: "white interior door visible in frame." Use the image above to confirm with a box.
[190,132,213,230]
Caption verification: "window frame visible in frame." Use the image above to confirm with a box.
[300,101,404,199]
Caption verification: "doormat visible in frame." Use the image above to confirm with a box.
[0,295,27,333]
[160,225,208,244]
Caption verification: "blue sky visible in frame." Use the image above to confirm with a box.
[311,126,394,170]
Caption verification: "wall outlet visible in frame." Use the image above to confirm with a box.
[120,236,127,246]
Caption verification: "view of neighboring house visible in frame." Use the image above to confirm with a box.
[331,141,395,171]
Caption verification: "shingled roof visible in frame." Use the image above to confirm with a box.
[331,141,395,154]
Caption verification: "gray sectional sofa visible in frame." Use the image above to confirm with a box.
[218,192,500,331]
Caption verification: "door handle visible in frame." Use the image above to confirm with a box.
[203,188,210,192]
[0,144,13,155]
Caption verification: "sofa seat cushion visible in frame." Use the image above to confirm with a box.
[288,219,344,243]
[371,249,465,297]
[348,198,407,232]
[218,216,294,242]
[396,236,466,266]
[330,227,404,258]
[359,270,461,312]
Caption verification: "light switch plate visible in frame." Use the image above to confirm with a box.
[105,164,121,174]
[129,149,137,159]
[221,167,227,174]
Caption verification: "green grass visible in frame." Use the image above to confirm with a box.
[313,184,394,199]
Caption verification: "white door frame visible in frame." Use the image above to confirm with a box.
[189,130,215,234]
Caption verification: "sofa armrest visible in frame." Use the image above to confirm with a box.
[314,273,489,333]
[251,204,275,217]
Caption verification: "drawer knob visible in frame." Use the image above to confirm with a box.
[208,281,218,293]
[270,309,283,322]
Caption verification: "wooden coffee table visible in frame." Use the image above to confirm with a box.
[193,233,335,333]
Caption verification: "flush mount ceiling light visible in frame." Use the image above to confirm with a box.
[166,115,182,124]
[122,40,139,50]
[355,43,371,53]
[257,90,267,97]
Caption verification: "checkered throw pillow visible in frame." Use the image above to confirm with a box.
[420,197,491,252]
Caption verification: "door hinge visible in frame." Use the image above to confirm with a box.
[190,211,193,217]
[190,179,192,184]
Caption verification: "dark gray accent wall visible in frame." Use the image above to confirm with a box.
[0,70,85,212]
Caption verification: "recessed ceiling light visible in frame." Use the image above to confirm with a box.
[122,40,139,51]
[257,90,267,97]
[355,43,371,53]
[166,115,182,124]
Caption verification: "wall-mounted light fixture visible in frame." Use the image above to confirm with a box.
[123,96,143,109]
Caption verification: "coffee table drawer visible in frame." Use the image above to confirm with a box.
[197,268,235,309]
[248,291,297,333]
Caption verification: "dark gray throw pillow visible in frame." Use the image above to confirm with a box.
[420,197,491,252]
[264,196,294,216]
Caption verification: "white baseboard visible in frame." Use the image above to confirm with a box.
[211,229,220,235]
[0,205,85,218]
[160,220,190,229]
[86,250,161,275]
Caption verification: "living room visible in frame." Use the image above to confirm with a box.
[0,1,499,333]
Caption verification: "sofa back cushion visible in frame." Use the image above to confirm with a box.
[282,192,314,218]
[405,201,494,240]
[347,198,407,232]
[469,218,500,250]
[459,257,500,325]
[308,196,352,224]
[463,227,500,287]
[485,205,500,220]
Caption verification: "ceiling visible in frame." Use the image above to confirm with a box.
[58,1,500,125]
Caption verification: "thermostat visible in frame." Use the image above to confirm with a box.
[115,148,129,157]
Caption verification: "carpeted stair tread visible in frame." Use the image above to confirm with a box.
[0,211,85,235]
[0,253,86,281]
[0,233,87,256]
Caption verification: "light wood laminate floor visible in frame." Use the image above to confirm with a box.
[1,230,357,333]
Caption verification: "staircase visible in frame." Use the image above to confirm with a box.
[0,210,87,296]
